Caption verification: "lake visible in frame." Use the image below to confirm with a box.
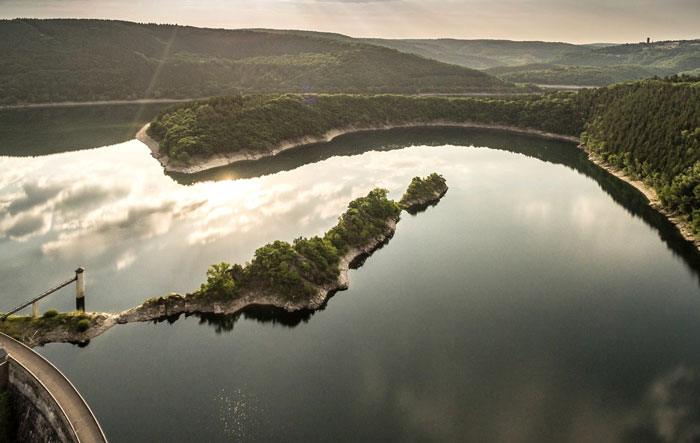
[2,106,700,442]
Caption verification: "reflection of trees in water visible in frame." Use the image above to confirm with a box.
[194,305,319,334]
[403,199,443,216]
[145,230,396,335]
[176,126,700,280]
[0,103,169,156]
[145,291,347,334]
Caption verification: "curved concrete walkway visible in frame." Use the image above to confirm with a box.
[0,332,107,442]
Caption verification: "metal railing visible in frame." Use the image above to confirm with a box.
[1,267,85,321]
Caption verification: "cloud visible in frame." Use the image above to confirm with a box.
[1,0,698,42]
[6,181,62,215]
[310,0,397,2]
[4,212,49,240]
[621,366,700,443]
[649,367,700,443]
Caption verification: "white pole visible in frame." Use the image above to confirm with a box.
[32,301,39,317]
[75,267,85,311]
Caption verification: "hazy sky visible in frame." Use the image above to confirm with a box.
[1,0,699,44]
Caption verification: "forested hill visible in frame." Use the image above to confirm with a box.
[553,40,700,71]
[580,77,700,231]
[362,38,700,73]
[146,93,583,163]
[359,38,700,86]
[149,77,700,235]
[0,19,517,105]
[485,64,675,87]
[358,39,594,69]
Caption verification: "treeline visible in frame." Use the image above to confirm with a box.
[580,78,700,231]
[151,77,700,235]
[147,93,584,162]
[0,19,515,105]
[554,40,700,71]
[367,38,700,85]
[361,39,591,70]
[486,64,673,86]
[197,187,403,301]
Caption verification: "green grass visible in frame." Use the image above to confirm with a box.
[0,311,97,343]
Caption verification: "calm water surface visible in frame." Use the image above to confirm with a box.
[2,107,700,442]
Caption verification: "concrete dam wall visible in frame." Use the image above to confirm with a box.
[0,333,107,442]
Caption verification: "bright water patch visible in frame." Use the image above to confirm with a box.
[2,123,700,441]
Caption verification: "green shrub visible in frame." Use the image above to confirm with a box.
[76,319,90,332]
[199,262,236,298]
[193,186,407,302]
[43,309,59,318]
[149,93,585,160]
[400,173,447,207]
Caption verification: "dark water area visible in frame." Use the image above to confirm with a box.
[0,103,169,156]
[169,126,587,184]
[2,106,700,442]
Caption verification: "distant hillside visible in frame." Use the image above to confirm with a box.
[359,39,593,69]
[0,19,515,105]
[486,63,674,86]
[553,40,700,70]
[360,37,700,86]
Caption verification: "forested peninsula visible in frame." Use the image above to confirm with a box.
[146,76,700,246]
[142,92,584,172]
[0,175,448,347]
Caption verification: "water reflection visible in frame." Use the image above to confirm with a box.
[0,103,170,156]
[176,126,700,273]
[196,306,317,333]
[0,139,453,312]
[170,126,582,184]
[621,366,700,443]
[2,126,700,315]
[216,387,268,441]
[9,123,700,442]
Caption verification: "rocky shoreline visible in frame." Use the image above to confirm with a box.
[578,144,700,249]
[136,121,581,174]
[16,128,700,347]
[10,189,442,347]
[115,218,397,321]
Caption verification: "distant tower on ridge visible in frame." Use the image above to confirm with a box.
[647,37,651,44]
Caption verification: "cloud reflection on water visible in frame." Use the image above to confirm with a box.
[0,140,448,310]
[0,137,671,314]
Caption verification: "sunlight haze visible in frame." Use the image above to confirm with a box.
[1,0,699,43]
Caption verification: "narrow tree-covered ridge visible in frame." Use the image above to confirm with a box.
[0,175,448,347]
[145,93,583,165]
[148,76,700,243]
[578,77,700,234]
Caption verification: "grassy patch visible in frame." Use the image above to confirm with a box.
[0,312,98,343]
